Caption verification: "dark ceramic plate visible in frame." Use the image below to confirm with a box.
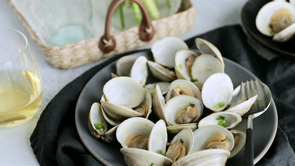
[75,51,278,166]
[242,0,295,59]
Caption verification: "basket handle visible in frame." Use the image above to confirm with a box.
[99,0,156,53]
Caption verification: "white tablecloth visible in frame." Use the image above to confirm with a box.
[0,0,247,165]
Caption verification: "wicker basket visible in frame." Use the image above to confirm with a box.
[8,0,195,69]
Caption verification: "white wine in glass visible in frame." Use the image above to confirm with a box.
[0,29,43,127]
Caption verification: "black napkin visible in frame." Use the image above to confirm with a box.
[31,25,295,166]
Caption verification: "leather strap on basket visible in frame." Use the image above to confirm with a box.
[99,0,156,53]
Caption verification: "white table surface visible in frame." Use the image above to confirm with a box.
[0,0,251,165]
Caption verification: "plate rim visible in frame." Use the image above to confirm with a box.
[75,53,278,165]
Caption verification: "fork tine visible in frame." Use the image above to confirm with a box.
[254,79,266,117]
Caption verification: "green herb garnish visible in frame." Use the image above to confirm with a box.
[156,150,164,155]
[216,115,225,121]
[150,163,155,166]
[190,78,198,82]
[94,122,105,131]
[213,102,226,109]
[226,136,232,142]
[178,64,183,70]
[218,119,227,128]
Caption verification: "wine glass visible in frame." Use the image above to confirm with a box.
[0,29,43,127]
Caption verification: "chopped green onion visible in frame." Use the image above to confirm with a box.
[156,150,164,155]
[178,64,183,70]
[94,122,105,131]
[150,163,155,166]
[226,136,232,142]
[190,78,198,82]
[218,119,227,128]
[213,102,226,109]
[216,115,225,121]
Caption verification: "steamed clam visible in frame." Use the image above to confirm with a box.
[148,37,189,82]
[116,55,148,85]
[87,36,260,165]
[153,84,203,134]
[175,38,224,89]
[256,0,295,42]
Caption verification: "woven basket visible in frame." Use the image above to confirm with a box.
[8,0,195,69]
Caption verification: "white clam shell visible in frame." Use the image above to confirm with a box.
[120,148,173,166]
[165,79,201,102]
[202,73,233,112]
[116,117,154,148]
[228,129,246,159]
[173,149,230,166]
[103,77,145,108]
[147,61,176,82]
[89,102,108,135]
[198,112,242,129]
[148,119,168,154]
[169,128,194,155]
[88,102,118,143]
[145,82,170,95]
[195,38,224,67]
[152,36,188,68]
[174,50,199,81]
[116,55,137,76]
[256,1,295,36]
[191,54,224,86]
[226,85,258,116]
[192,125,235,152]
[152,84,169,124]
[273,23,295,42]
[165,95,203,126]
[130,56,148,85]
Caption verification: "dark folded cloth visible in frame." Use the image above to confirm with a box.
[30,25,295,166]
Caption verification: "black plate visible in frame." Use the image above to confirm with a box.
[75,51,278,166]
[242,0,295,59]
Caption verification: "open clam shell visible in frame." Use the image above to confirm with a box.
[171,128,194,154]
[191,54,224,87]
[121,148,173,166]
[147,61,176,82]
[173,149,230,166]
[148,119,168,154]
[130,56,148,85]
[103,77,145,108]
[145,82,170,95]
[165,95,203,126]
[174,50,199,81]
[153,84,169,124]
[198,112,242,129]
[202,73,233,112]
[116,117,154,149]
[165,79,201,102]
[195,38,225,68]
[88,102,118,143]
[151,36,189,68]
[116,56,148,85]
[101,89,152,125]
[192,125,235,152]
[229,129,246,159]
[225,85,258,116]
[116,55,137,76]
[256,0,295,42]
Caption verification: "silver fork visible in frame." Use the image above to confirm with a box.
[240,79,272,166]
